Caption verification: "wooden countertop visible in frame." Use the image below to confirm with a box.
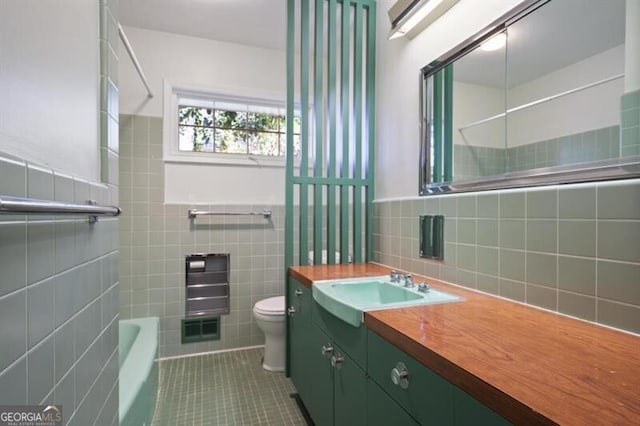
[289,263,640,425]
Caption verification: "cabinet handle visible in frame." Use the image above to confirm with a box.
[287,306,296,316]
[321,344,334,358]
[391,362,409,389]
[331,354,344,369]
[295,289,303,296]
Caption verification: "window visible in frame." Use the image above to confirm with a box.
[178,97,301,157]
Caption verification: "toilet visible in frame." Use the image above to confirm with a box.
[253,296,286,372]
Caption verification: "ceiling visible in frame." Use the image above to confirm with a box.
[119,0,287,51]
[453,0,626,88]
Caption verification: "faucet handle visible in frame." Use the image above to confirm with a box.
[404,274,414,288]
[418,282,431,293]
[390,270,401,283]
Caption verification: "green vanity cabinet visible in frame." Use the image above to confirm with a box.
[366,379,419,426]
[288,278,333,426]
[288,278,366,426]
[367,330,511,426]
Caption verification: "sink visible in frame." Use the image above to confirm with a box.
[312,276,463,327]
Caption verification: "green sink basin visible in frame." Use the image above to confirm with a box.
[312,276,463,327]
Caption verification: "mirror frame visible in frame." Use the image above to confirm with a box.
[419,0,640,195]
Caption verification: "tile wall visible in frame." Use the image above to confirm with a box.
[119,114,286,358]
[621,89,640,157]
[373,179,640,334]
[0,155,119,425]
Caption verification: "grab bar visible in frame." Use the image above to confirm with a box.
[0,196,121,223]
[188,209,272,219]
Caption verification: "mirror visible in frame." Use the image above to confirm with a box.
[420,0,640,194]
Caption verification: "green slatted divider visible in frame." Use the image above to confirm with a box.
[285,0,376,373]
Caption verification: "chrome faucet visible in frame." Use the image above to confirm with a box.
[390,270,402,283]
[403,274,414,288]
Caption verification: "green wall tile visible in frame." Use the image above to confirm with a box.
[476,273,499,295]
[597,221,640,263]
[597,299,640,334]
[500,192,525,218]
[597,260,640,305]
[526,252,557,288]
[597,181,640,220]
[500,219,525,250]
[477,194,499,218]
[499,278,525,302]
[477,247,499,276]
[526,220,557,253]
[527,189,557,218]
[558,291,595,321]
[559,186,596,219]
[457,219,476,244]
[558,256,596,296]
[477,219,499,247]
[558,220,596,257]
[457,244,476,271]
[500,249,525,281]
[526,284,557,310]
[457,195,476,218]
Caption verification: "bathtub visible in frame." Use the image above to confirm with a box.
[119,318,159,426]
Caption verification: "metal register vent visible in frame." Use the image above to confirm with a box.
[185,253,230,317]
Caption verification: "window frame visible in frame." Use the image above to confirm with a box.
[163,81,298,167]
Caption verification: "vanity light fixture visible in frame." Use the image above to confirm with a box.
[480,32,507,51]
[388,0,460,40]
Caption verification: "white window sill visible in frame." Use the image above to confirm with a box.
[164,152,291,168]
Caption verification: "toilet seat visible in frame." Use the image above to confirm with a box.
[254,296,285,316]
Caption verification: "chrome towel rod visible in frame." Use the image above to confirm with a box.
[0,196,121,223]
[188,209,272,219]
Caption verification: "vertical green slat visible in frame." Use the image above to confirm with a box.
[313,0,324,266]
[365,2,376,261]
[299,0,310,265]
[284,0,295,377]
[444,64,454,182]
[340,0,350,262]
[327,0,338,264]
[433,71,443,183]
[352,2,363,263]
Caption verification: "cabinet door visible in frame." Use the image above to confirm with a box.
[288,278,334,426]
[453,387,511,426]
[366,379,419,426]
[333,348,366,426]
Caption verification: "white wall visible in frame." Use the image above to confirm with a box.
[453,81,505,149]
[375,0,524,200]
[119,26,287,204]
[0,0,100,181]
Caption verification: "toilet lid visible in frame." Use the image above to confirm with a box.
[255,296,285,315]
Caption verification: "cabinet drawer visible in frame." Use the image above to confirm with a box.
[312,300,368,368]
[367,330,454,425]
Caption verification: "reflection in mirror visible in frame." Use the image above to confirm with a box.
[505,0,625,172]
[453,31,506,181]
[420,0,639,194]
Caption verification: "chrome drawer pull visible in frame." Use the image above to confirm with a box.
[391,362,409,389]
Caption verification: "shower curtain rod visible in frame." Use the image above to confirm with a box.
[118,24,154,98]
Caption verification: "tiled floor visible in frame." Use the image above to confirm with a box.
[151,348,308,426]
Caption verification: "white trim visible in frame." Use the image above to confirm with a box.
[162,80,293,167]
[157,344,265,361]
